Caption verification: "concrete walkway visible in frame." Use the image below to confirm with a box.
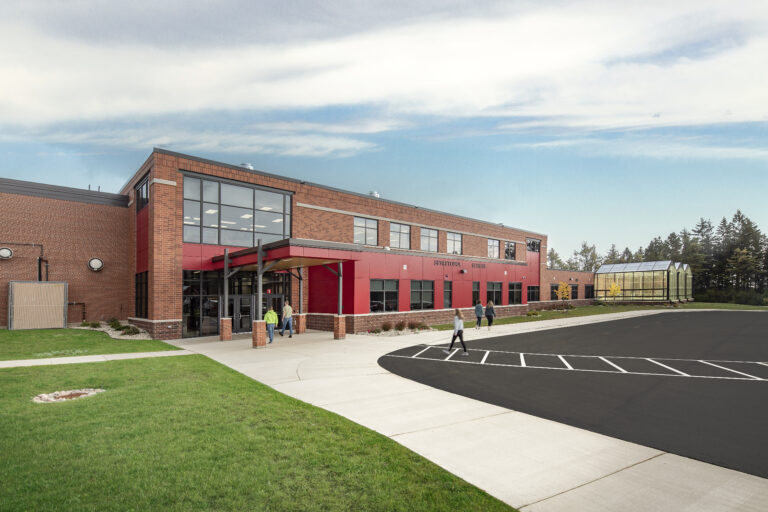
[0,349,194,368]
[165,310,768,512]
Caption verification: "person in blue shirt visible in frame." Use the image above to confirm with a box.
[474,301,484,330]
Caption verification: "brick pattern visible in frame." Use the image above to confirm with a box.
[0,192,132,327]
[294,314,306,334]
[128,318,182,339]
[252,320,266,348]
[540,269,595,300]
[220,318,232,341]
[333,315,346,339]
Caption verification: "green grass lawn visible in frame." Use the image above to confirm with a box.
[0,356,513,511]
[0,328,178,361]
[434,301,768,330]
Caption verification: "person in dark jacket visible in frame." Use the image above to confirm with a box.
[485,300,496,330]
[474,302,484,330]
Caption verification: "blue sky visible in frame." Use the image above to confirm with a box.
[1,0,766,258]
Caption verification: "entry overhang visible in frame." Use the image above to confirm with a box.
[209,238,360,271]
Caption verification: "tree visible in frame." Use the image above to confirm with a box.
[644,237,667,261]
[571,242,602,272]
[620,247,634,263]
[608,282,622,300]
[603,244,620,264]
[633,247,645,261]
[548,248,566,269]
[555,281,571,313]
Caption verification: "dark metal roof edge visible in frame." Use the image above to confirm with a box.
[0,177,129,207]
[153,148,548,238]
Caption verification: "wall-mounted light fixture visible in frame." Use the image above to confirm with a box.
[0,247,13,259]
[87,258,104,272]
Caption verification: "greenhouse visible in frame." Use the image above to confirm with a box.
[594,261,693,302]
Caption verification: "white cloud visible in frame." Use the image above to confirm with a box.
[0,0,766,133]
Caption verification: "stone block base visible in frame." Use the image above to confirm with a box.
[220,318,232,341]
[333,315,346,340]
[252,320,266,348]
[294,314,306,334]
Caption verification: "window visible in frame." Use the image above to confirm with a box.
[444,281,452,308]
[447,232,462,254]
[135,174,150,212]
[487,282,502,305]
[508,282,522,304]
[585,285,595,299]
[550,284,559,300]
[526,238,541,252]
[370,279,398,312]
[488,239,500,258]
[571,284,578,300]
[354,217,378,245]
[410,280,434,310]
[472,281,480,305]
[421,228,438,252]
[390,223,410,249]
[527,285,540,302]
[504,242,516,260]
[135,272,148,318]
[183,176,291,247]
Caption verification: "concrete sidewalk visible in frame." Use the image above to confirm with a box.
[167,310,768,511]
[0,349,194,368]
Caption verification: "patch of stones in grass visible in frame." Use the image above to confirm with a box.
[74,322,150,340]
[33,388,106,403]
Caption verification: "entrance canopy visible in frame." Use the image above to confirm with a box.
[210,238,361,319]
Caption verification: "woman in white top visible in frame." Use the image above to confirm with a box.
[444,309,469,356]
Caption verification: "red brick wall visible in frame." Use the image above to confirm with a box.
[0,192,132,326]
[540,268,595,300]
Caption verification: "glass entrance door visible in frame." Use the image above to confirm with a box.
[226,295,252,333]
[261,294,284,325]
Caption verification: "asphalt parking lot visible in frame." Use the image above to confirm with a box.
[378,311,768,478]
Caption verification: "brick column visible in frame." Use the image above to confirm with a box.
[294,314,306,334]
[333,315,346,340]
[252,320,266,348]
[220,318,232,341]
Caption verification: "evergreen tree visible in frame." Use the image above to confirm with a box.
[547,248,566,269]
[620,247,634,263]
[603,244,620,264]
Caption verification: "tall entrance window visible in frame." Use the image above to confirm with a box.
[472,281,480,305]
[182,175,291,247]
[443,281,452,308]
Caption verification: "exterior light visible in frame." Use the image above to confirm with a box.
[0,247,13,259]
[88,258,104,272]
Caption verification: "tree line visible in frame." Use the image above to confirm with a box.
[548,210,767,304]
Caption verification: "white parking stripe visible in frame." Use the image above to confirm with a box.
[759,362,768,367]
[647,358,689,376]
[481,351,490,364]
[412,346,431,358]
[558,355,573,370]
[600,357,627,373]
[700,360,761,380]
[520,353,526,367]
[445,349,458,361]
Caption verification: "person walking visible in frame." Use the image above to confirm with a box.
[444,309,469,356]
[280,301,293,338]
[264,305,278,344]
[485,300,496,330]
[474,301,484,330]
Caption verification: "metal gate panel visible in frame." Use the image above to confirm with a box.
[8,281,68,330]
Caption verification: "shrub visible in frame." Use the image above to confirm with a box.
[395,321,406,331]
[418,323,429,330]
[109,318,122,329]
[593,300,605,306]
[560,303,574,310]
[407,321,419,330]
[526,311,540,317]
[80,321,89,327]
[89,321,101,328]
[122,326,141,335]
[381,322,392,332]
[117,324,132,331]
[370,328,382,334]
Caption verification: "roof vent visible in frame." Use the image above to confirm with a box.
[369,190,380,198]
[241,163,254,170]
